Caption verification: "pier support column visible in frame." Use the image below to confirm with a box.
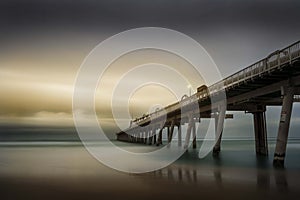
[135,132,138,143]
[213,106,225,156]
[153,127,157,145]
[140,131,143,143]
[253,111,268,156]
[168,120,175,143]
[129,133,133,142]
[149,127,155,145]
[274,87,294,167]
[157,128,163,146]
[184,114,194,149]
[148,131,152,145]
[144,129,148,144]
[141,129,144,144]
[153,134,157,145]
[167,126,170,142]
[139,131,142,143]
[192,121,196,149]
[178,125,182,147]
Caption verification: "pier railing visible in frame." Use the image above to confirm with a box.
[209,40,300,94]
[131,41,300,126]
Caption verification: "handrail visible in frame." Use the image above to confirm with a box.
[208,40,300,94]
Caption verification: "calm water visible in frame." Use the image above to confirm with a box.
[0,139,300,200]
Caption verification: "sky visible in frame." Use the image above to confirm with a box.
[0,0,300,138]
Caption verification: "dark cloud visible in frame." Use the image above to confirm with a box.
[1,0,299,71]
[1,0,299,32]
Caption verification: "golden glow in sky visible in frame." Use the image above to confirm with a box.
[0,44,204,131]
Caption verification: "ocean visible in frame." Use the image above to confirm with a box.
[0,135,300,200]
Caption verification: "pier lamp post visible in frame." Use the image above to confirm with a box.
[187,84,192,96]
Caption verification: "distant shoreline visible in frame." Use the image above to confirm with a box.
[1,126,300,143]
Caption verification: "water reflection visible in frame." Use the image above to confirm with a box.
[149,155,288,192]
[256,156,271,190]
[274,169,288,192]
[0,141,297,200]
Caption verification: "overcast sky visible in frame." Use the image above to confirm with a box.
[0,0,299,137]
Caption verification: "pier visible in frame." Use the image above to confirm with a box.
[116,40,300,167]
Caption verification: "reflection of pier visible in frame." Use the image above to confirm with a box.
[146,159,288,192]
[116,40,300,167]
